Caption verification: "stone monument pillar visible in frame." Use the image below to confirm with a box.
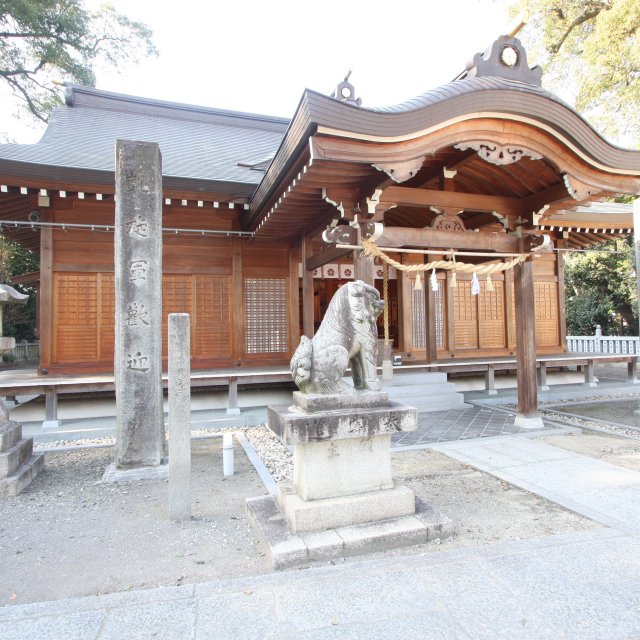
[113,140,165,470]
[168,313,191,520]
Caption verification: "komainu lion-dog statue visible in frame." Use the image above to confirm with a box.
[291,280,384,395]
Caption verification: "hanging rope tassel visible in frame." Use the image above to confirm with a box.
[450,253,457,288]
[414,272,423,291]
[430,269,438,292]
[471,271,480,295]
[486,274,494,292]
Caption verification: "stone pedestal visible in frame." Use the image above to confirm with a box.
[0,420,44,498]
[246,391,453,567]
[267,393,417,533]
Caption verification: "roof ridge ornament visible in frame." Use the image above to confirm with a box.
[465,35,543,86]
[330,69,362,106]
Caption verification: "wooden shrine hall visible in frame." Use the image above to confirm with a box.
[0,34,639,424]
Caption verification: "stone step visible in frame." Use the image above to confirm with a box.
[408,393,467,412]
[0,420,22,453]
[0,452,44,498]
[0,438,33,478]
[386,382,458,399]
[386,372,448,386]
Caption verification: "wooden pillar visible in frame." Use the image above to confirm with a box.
[301,236,314,337]
[38,212,53,374]
[232,238,244,361]
[353,250,375,285]
[226,376,240,415]
[42,386,59,430]
[556,246,567,351]
[504,264,516,353]
[514,259,543,428]
[288,247,300,351]
[484,365,497,395]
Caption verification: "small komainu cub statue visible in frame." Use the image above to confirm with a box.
[291,280,384,395]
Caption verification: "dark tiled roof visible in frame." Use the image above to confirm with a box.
[0,85,290,192]
[369,76,562,113]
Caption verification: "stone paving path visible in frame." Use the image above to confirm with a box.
[391,406,553,447]
[1,527,638,639]
[434,434,640,536]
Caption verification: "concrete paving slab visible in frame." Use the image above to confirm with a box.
[3,528,640,639]
[433,435,640,535]
[0,610,105,640]
[98,599,196,640]
[196,590,280,640]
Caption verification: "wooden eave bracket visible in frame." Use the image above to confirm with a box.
[372,157,426,183]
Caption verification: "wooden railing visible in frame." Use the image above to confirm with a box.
[6,341,39,360]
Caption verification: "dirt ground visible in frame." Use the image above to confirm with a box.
[540,429,640,472]
[0,432,611,607]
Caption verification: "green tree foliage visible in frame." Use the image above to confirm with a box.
[1,0,157,123]
[0,237,39,341]
[564,237,638,336]
[512,0,640,145]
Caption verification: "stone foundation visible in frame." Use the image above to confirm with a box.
[267,392,418,534]
[0,420,44,498]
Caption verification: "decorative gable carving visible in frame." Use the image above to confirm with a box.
[464,36,543,86]
[455,141,542,166]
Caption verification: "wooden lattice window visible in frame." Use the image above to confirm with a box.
[245,278,288,354]
[412,288,425,348]
[435,284,445,348]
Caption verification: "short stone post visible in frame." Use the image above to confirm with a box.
[114,139,165,469]
[168,313,191,520]
[223,432,234,477]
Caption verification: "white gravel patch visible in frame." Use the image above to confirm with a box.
[242,424,293,482]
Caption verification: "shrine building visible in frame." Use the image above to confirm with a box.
[0,35,638,422]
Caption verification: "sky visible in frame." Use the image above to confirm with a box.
[2,0,516,143]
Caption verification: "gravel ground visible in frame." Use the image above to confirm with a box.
[6,412,639,607]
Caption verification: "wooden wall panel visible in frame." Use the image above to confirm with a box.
[453,282,478,349]
[98,274,115,361]
[242,241,289,274]
[193,275,232,358]
[478,282,505,348]
[535,281,560,347]
[162,274,193,357]
[53,273,98,362]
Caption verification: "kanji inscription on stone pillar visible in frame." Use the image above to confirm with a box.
[114,140,165,468]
